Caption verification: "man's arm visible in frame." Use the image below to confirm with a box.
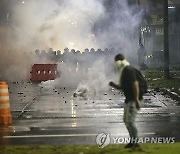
[133,80,141,110]
[109,81,121,90]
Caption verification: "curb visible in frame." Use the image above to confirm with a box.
[161,88,180,103]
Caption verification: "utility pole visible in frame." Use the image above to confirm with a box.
[137,0,142,46]
[163,0,170,79]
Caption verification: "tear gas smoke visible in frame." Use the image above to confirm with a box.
[0,0,143,86]
[73,59,110,99]
[9,0,105,50]
[95,0,143,63]
[0,0,105,81]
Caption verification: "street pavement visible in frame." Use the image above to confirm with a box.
[0,81,180,145]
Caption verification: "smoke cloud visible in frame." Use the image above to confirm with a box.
[9,0,105,50]
[0,0,143,86]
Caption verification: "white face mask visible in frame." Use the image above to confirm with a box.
[115,60,123,70]
[115,60,130,86]
[115,60,130,70]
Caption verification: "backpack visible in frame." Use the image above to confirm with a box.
[133,68,148,96]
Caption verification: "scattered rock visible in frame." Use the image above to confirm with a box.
[154,87,160,92]
[18,92,24,94]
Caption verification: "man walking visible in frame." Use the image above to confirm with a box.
[109,53,145,149]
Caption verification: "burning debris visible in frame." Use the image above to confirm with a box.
[73,81,91,100]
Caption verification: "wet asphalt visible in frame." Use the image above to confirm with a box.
[0,81,180,145]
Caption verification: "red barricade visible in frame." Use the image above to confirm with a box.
[30,64,60,82]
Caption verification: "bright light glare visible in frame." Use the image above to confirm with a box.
[168,6,175,9]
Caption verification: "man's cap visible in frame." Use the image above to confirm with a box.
[115,54,125,61]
